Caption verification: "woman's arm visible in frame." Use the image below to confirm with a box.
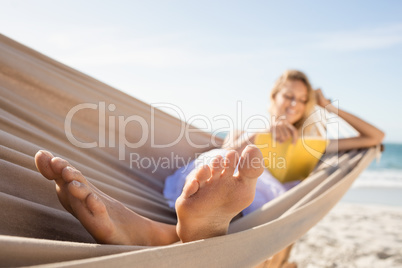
[222,129,258,153]
[222,119,299,154]
[315,89,385,153]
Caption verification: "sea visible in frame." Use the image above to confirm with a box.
[341,143,402,207]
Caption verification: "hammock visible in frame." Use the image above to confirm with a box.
[0,34,379,267]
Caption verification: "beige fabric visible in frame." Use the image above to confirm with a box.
[0,34,377,267]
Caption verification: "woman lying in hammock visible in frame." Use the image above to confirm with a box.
[164,70,386,216]
[34,70,384,246]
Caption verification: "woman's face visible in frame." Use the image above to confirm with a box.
[273,80,308,124]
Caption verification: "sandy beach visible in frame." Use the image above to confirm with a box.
[288,202,402,268]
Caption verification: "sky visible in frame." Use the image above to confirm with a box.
[1,0,401,142]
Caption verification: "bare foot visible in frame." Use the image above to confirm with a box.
[35,150,178,246]
[175,145,264,242]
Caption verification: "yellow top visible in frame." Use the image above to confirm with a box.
[254,133,328,183]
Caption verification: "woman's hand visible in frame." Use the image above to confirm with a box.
[313,88,384,152]
[315,88,331,108]
[271,119,298,144]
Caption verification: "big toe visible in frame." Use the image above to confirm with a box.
[35,150,57,180]
[238,145,264,179]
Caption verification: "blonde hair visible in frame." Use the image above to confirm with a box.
[269,70,316,130]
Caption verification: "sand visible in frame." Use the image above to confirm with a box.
[288,203,402,268]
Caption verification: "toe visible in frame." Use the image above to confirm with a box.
[68,181,107,218]
[35,150,58,180]
[238,145,264,179]
[195,165,211,184]
[86,193,108,217]
[221,150,239,178]
[50,157,70,175]
[182,165,211,197]
[68,180,91,201]
[62,166,87,184]
[181,179,200,198]
[210,155,224,179]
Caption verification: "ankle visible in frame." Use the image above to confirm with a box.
[176,219,228,243]
[147,220,179,246]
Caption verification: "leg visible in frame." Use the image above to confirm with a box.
[255,244,297,268]
[175,145,264,242]
[35,150,179,246]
